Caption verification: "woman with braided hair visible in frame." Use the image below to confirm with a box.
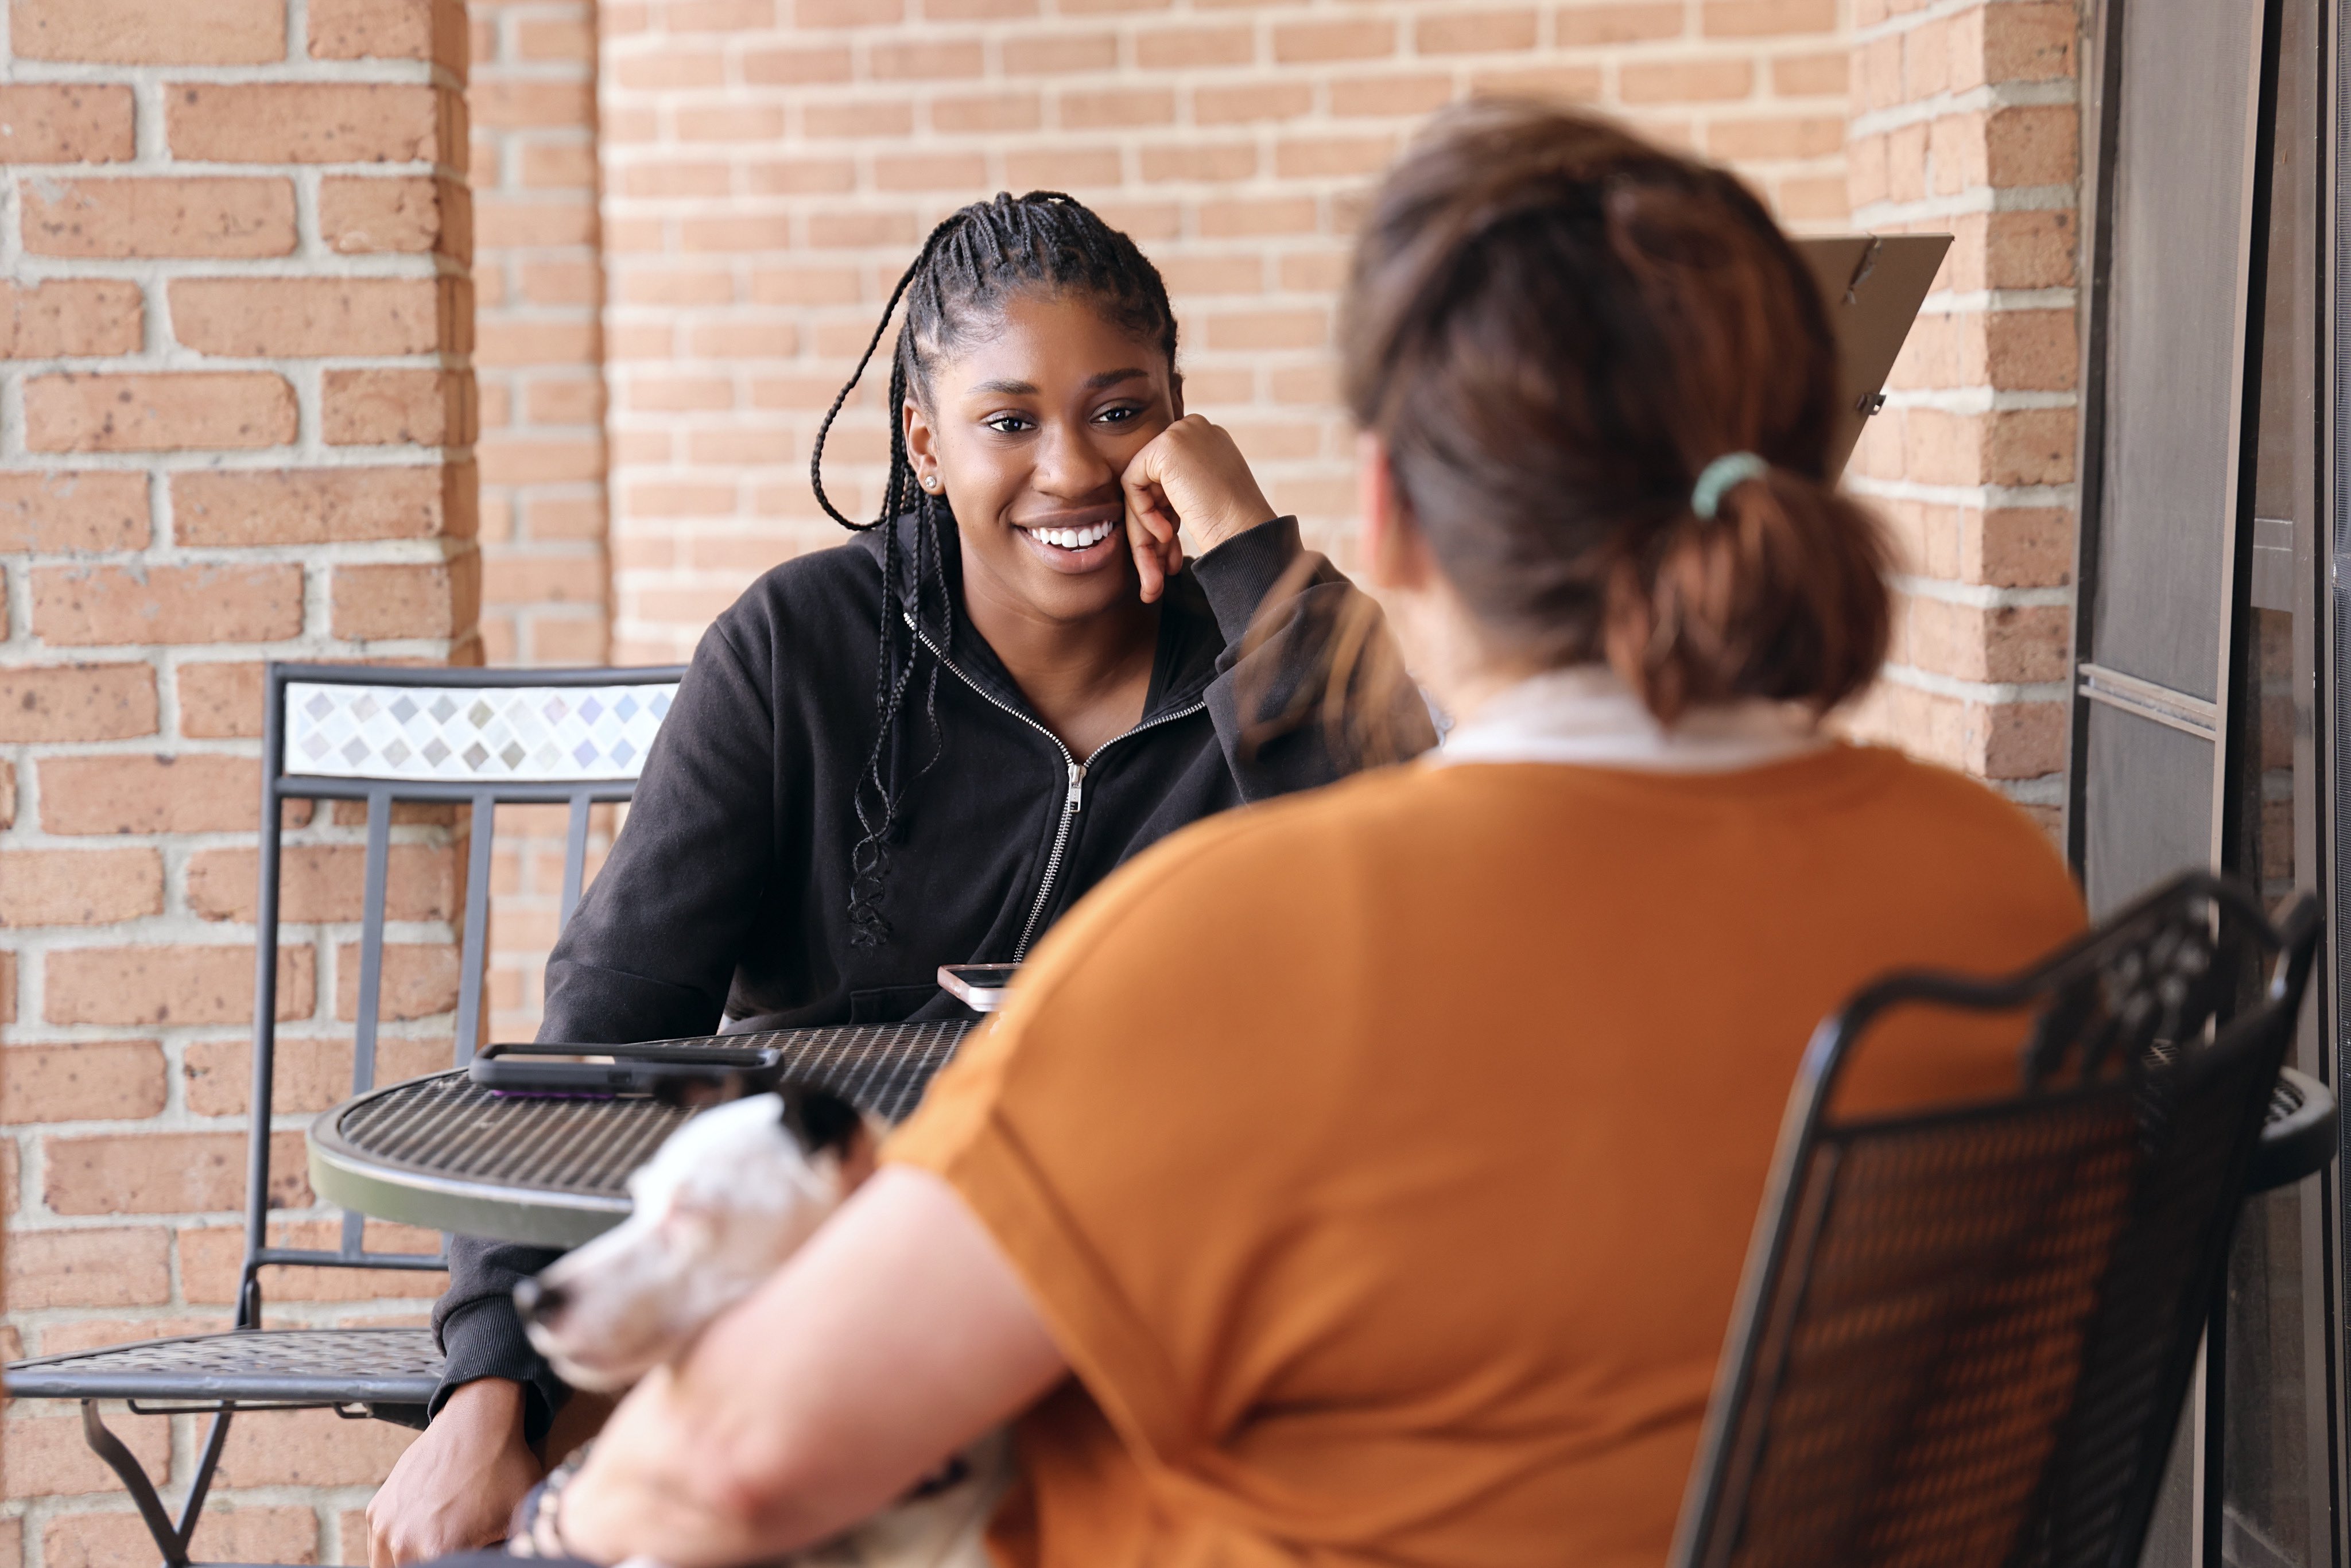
[366,191,1431,1564]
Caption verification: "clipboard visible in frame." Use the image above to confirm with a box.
[1792,234,1952,478]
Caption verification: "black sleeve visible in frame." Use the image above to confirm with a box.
[429,1235,568,1443]
[1189,515,1437,798]
[432,617,783,1428]
[538,617,780,1045]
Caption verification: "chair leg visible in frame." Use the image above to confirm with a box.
[177,1406,236,1550]
[79,1399,192,1568]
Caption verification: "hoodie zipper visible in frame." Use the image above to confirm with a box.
[909,620,1208,959]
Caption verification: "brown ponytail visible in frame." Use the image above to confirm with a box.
[1341,101,1891,721]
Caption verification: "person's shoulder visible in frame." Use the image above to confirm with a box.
[1839,742,2082,914]
[697,533,884,661]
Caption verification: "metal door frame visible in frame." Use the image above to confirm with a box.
[2071,0,2341,1559]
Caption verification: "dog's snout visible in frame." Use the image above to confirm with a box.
[514,1276,567,1326]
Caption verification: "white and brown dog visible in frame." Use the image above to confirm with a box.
[511,1084,1008,1568]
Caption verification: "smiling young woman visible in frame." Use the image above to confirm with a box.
[362,192,1433,1565]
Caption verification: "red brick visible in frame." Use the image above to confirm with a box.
[1988,406,2075,486]
[1325,74,1453,118]
[14,0,285,64]
[1140,142,1258,183]
[0,86,136,163]
[38,754,259,833]
[216,1405,417,1489]
[929,92,1041,133]
[1272,18,1394,62]
[177,661,265,739]
[1772,51,1849,97]
[5,1406,170,1497]
[188,844,456,924]
[32,562,304,645]
[1985,104,2079,188]
[740,43,854,83]
[331,556,482,640]
[0,759,13,830]
[0,663,157,742]
[311,0,468,67]
[43,945,315,1026]
[0,280,143,358]
[3,1226,172,1309]
[0,1040,168,1122]
[20,177,297,259]
[1132,22,1250,67]
[324,368,476,446]
[1705,114,1845,161]
[0,471,149,553]
[1007,30,1121,71]
[1702,0,1837,33]
[45,1507,319,1568]
[335,941,461,1022]
[1059,88,1176,129]
[185,1034,452,1116]
[1200,197,1318,239]
[1620,59,1755,103]
[1418,9,1539,51]
[168,83,453,164]
[0,849,164,927]
[321,174,472,258]
[173,465,468,546]
[171,276,460,357]
[871,38,983,77]
[25,372,296,453]
[471,80,595,130]
[45,1130,310,1214]
[1556,2,1683,43]
[1274,135,1400,179]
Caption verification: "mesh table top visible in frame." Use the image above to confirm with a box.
[309,1019,973,1248]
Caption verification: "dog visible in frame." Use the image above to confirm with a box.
[511,1081,1009,1568]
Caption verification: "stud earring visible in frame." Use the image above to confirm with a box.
[922,475,938,491]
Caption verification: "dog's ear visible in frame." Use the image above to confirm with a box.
[653,1069,756,1111]
[777,1083,862,1156]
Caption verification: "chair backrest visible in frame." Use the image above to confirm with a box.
[1670,872,2322,1568]
[236,663,686,1326]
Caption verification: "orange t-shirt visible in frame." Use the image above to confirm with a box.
[887,746,2085,1568]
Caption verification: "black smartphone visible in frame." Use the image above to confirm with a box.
[938,963,1019,1012]
[467,1040,785,1096]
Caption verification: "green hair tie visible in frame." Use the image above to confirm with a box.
[1691,452,1768,521]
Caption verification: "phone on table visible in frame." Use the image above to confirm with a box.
[938,963,1019,1013]
[468,1039,784,1096]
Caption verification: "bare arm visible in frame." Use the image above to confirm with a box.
[558,1166,1067,1566]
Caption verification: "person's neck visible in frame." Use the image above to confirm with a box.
[958,538,1163,756]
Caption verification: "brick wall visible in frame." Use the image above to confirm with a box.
[595,0,1857,665]
[0,0,476,1561]
[1838,0,2079,829]
[466,0,614,1043]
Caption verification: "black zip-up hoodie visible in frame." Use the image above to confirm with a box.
[430,515,1434,1431]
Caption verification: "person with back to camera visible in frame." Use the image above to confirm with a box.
[364,192,1433,1565]
[419,103,2087,1568]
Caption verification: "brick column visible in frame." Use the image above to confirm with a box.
[0,0,476,1560]
[466,0,614,1043]
[1841,0,2080,826]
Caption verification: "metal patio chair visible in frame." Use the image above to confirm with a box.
[1670,871,2327,1568]
[5,661,685,1568]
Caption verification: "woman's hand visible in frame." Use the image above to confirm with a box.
[1120,414,1278,604]
[366,1378,544,1565]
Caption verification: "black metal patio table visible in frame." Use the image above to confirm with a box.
[306,1019,974,1248]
